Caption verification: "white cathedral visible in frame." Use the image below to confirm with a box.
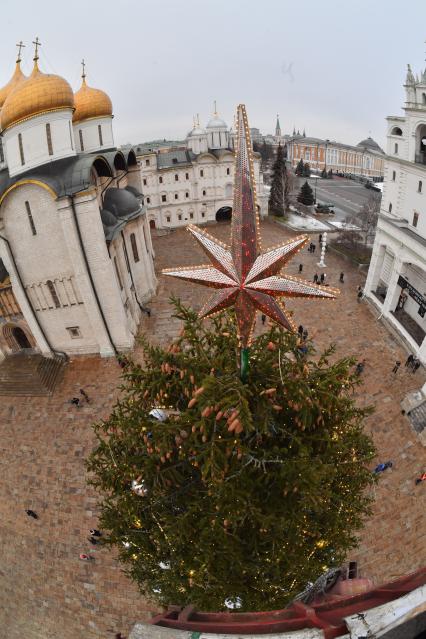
[0,43,157,360]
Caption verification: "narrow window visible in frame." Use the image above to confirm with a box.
[143,178,147,186]
[98,124,103,146]
[18,133,25,165]
[175,174,179,181]
[47,280,61,308]
[389,203,393,213]
[161,194,167,202]
[394,143,398,154]
[145,159,150,166]
[201,211,205,218]
[392,171,396,181]
[413,211,419,227]
[166,215,171,223]
[185,172,189,180]
[79,129,84,151]
[159,176,163,184]
[114,256,123,290]
[130,233,139,262]
[25,201,36,236]
[174,193,178,200]
[418,180,422,193]
[146,197,151,204]
[178,214,182,221]
[185,191,189,198]
[68,121,73,150]
[200,169,204,177]
[226,167,230,175]
[202,189,206,196]
[190,212,194,219]
[0,139,4,163]
[46,123,53,155]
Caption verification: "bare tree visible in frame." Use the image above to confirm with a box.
[355,193,381,245]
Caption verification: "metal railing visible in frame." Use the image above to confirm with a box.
[0,285,22,319]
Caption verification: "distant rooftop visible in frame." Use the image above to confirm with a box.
[135,139,185,154]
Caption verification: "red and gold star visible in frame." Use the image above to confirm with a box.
[163,105,339,348]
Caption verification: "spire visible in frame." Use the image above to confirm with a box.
[197,113,200,126]
[81,58,87,85]
[292,125,296,135]
[275,114,281,137]
[303,128,306,137]
[16,41,25,64]
[297,129,300,135]
[213,100,218,116]
[405,63,415,85]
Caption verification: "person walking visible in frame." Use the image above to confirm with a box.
[298,264,303,273]
[412,359,421,374]
[313,273,319,283]
[25,509,38,519]
[355,359,366,376]
[405,354,414,368]
[298,324,304,337]
[392,361,401,374]
[90,529,102,537]
[357,287,363,303]
[320,273,325,284]
[261,314,266,325]
[339,272,344,283]
[312,243,316,253]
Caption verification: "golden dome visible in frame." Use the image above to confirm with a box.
[73,76,113,124]
[0,61,27,108]
[1,61,74,131]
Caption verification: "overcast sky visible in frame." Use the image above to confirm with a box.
[1,0,425,147]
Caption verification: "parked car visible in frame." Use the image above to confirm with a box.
[315,203,335,214]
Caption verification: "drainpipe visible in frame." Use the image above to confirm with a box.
[0,233,69,359]
[68,193,118,356]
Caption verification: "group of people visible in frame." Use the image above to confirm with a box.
[405,353,421,373]
[313,272,327,284]
[69,388,90,407]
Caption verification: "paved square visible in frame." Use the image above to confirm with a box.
[0,219,425,639]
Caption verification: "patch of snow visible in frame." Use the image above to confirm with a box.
[328,220,361,230]
[283,213,331,231]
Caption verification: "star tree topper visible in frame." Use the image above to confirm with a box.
[163,104,339,348]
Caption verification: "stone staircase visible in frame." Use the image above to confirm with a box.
[0,351,67,396]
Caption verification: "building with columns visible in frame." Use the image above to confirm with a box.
[0,44,156,360]
[364,61,426,364]
[137,109,268,228]
[286,134,385,178]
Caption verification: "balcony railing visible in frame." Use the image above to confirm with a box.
[415,152,426,165]
[0,285,22,318]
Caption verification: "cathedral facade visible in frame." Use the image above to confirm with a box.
[0,45,157,360]
[136,110,267,228]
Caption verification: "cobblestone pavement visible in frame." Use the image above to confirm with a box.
[0,219,425,639]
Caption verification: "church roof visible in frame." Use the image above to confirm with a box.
[157,149,195,169]
[357,136,384,153]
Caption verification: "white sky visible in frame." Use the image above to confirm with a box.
[1,0,425,147]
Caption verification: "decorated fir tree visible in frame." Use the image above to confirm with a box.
[295,158,305,176]
[87,105,376,614]
[297,180,315,206]
[303,162,311,177]
[268,143,286,216]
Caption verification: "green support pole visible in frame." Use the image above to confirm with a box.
[240,347,249,382]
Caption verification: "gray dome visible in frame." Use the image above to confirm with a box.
[125,185,143,198]
[104,187,140,218]
[206,115,227,129]
[357,136,382,152]
[100,209,117,228]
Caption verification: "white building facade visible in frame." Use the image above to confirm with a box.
[365,63,426,363]
[137,111,268,228]
[0,50,156,360]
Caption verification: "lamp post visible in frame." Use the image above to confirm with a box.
[317,231,327,268]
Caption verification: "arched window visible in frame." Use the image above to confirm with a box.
[98,124,103,146]
[391,126,402,136]
[18,133,25,165]
[46,123,53,155]
[113,256,123,290]
[130,233,139,262]
[79,130,84,151]
[47,280,60,308]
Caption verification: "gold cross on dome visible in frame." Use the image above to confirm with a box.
[81,59,86,80]
[16,41,25,63]
[32,37,41,62]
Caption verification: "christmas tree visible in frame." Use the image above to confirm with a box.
[87,105,376,614]
[295,158,304,176]
[297,180,315,206]
[268,143,286,216]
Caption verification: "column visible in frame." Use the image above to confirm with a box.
[382,256,403,316]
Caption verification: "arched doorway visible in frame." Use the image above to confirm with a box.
[149,219,156,229]
[12,327,32,349]
[216,206,232,222]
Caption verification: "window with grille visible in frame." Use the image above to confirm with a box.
[114,257,123,289]
[130,233,139,262]
[200,169,204,177]
[79,130,84,151]
[46,123,53,155]
[25,201,36,235]
[98,124,103,146]
[413,211,419,227]
[159,176,163,184]
[47,280,61,308]
[175,174,179,181]
[178,214,182,220]
[185,191,189,198]
[166,216,171,222]
[185,172,189,180]
[175,193,178,200]
[18,133,25,165]
[162,194,167,202]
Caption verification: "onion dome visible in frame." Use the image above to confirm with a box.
[206,114,227,129]
[73,64,112,124]
[1,59,74,131]
[0,60,26,109]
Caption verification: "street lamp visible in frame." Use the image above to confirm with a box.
[317,231,327,268]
